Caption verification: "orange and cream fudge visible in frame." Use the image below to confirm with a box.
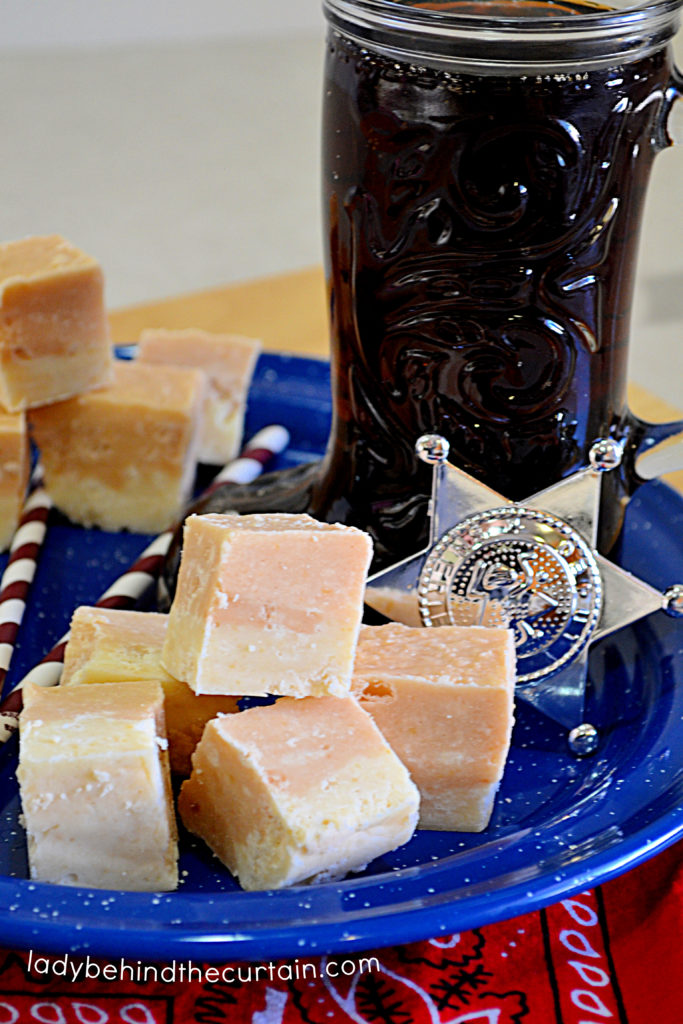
[0,235,113,411]
[162,512,373,697]
[352,622,516,832]
[17,680,178,891]
[29,360,205,533]
[0,410,30,551]
[137,328,261,465]
[61,606,240,775]
[178,695,420,890]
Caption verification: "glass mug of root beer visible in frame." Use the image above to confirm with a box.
[162,0,683,600]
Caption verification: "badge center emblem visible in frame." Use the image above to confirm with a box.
[418,507,603,683]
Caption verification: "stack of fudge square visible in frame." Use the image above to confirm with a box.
[19,510,516,894]
[6,233,516,894]
[0,233,261,544]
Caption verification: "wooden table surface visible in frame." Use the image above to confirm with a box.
[109,266,683,492]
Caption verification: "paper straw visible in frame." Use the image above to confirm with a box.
[0,464,52,691]
[0,424,289,741]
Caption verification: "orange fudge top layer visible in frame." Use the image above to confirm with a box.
[138,328,260,392]
[21,677,167,731]
[186,513,371,633]
[197,511,363,534]
[354,622,516,687]
[0,235,99,293]
[206,694,401,801]
[84,360,204,414]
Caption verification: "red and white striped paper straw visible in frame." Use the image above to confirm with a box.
[0,464,52,691]
[0,424,289,741]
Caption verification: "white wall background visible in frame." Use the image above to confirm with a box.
[0,0,325,50]
[0,4,328,312]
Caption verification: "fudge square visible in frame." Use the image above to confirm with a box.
[138,327,261,465]
[352,622,516,832]
[0,235,113,411]
[0,409,30,551]
[28,359,205,533]
[162,512,373,697]
[178,695,420,890]
[61,605,240,775]
[17,680,178,891]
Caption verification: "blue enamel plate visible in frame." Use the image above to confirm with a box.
[1,353,683,962]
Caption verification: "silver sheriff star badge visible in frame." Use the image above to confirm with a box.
[365,434,683,754]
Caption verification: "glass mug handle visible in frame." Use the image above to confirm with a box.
[625,64,683,487]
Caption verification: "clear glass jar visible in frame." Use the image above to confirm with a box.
[315,0,683,562]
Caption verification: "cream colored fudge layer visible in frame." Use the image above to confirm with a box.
[0,410,30,551]
[61,606,239,775]
[17,680,178,891]
[178,695,419,890]
[352,622,516,832]
[138,328,261,465]
[29,360,204,533]
[163,512,373,697]
[0,235,113,411]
